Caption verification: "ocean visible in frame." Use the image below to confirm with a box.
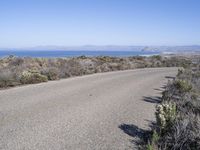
[0,50,159,58]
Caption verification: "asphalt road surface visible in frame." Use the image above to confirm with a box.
[0,68,177,150]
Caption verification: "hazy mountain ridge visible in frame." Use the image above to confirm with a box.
[1,45,200,52]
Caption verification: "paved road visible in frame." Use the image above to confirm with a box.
[0,68,177,150]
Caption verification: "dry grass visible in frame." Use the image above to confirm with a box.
[0,55,191,88]
[147,67,200,150]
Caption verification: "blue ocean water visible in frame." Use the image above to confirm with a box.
[0,50,159,58]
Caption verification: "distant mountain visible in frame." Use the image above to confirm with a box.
[20,45,145,51]
[140,46,200,53]
[1,45,200,52]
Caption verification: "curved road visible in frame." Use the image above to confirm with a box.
[0,68,177,150]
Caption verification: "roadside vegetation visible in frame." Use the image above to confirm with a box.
[0,55,191,88]
[146,64,200,149]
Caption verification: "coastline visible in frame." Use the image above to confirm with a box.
[0,50,160,58]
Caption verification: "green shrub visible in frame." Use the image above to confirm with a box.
[146,131,160,150]
[146,143,153,150]
[0,69,19,87]
[145,67,200,149]
[151,55,162,61]
[155,102,176,130]
[20,70,48,84]
[151,131,160,144]
[174,80,192,93]
[41,68,59,80]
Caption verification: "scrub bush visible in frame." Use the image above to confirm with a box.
[20,70,48,84]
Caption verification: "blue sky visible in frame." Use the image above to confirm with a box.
[0,0,200,48]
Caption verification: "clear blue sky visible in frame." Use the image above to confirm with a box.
[0,0,200,48]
